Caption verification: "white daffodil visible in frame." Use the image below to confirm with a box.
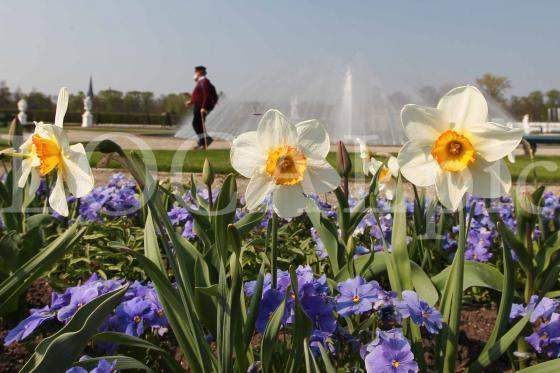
[369,156,399,200]
[230,109,340,218]
[356,138,373,175]
[18,87,94,216]
[397,86,523,211]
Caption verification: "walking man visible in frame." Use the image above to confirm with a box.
[185,65,218,149]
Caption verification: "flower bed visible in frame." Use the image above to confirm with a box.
[1,86,560,372]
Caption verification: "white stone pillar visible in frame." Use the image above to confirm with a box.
[82,96,93,127]
[17,98,27,124]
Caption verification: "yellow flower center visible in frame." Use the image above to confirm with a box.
[431,130,476,172]
[134,315,142,323]
[266,145,307,185]
[378,166,390,182]
[392,360,400,368]
[352,295,360,303]
[32,134,62,176]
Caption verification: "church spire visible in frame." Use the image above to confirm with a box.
[87,75,94,98]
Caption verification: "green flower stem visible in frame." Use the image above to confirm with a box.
[524,223,534,303]
[207,183,214,209]
[443,204,467,373]
[271,211,279,289]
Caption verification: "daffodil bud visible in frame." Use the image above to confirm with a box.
[202,158,215,186]
[336,141,352,177]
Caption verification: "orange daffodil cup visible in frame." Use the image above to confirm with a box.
[230,109,340,218]
[397,86,523,211]
[18,87,94,216]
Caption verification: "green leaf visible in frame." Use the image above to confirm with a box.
[497,221,532,274]
[143,210,166,272]
[20,286,128,373]
[517,359,560,372]
[25,214,58,231]
[130,251,215,373]
[318,343,336,373]
[243,263,265,349]
[73,355,155,372]
[304,338,321,373]
[478,240,515,358]
[390,174,413,292]
[233,207,267,237]
[306,198,343,273]
[212,174,237,262]
[432,260,504,293]
[467,314,530,371]
[261,289,289,373]
[0,223,86,310]
[92,332,183,373]
[285,267,313,371]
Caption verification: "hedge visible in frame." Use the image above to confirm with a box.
[0,109,185,126]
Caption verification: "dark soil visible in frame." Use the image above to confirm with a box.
[0,280,51,373]
[0,281,514,372]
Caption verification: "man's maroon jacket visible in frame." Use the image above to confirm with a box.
[191,78,213,110]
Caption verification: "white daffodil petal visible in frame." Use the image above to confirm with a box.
[301,158,341,194]
[295,119,330,159]
[401,104,447,145]
[63,143,94,198]
[387,156,399,177]
[436,86,488,129]
[467,122,523,162]
[29,169,41,196]
[435,169,472,211]
[49,171,68,216]
[54,87,69,128]
[272,184,307,218]
[18,159,33,188]
[257,109,297,150]
[383,179,396,200]
[470,159,511,198]
[245,171,273,211]
[231,131,266,178]
[397,141,438,187]
[368,158,383,175]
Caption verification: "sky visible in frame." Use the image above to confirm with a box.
[1,0,559,98]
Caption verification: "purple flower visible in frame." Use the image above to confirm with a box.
[530,297,559,323]
[256,289,286,334]
[66,357,117,373]
[4,306,55,345]
[526,317,560,355]
[57,285,102,322]
[465,245,492,262]
[301,295,336,333]
[168,206,190,225]
[182,220,196,239]
[115,297,155,336]
[336,276,382,317]
[363,329,418,373]
[397,291,442,334]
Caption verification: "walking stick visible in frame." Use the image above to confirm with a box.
[201,109,208,149]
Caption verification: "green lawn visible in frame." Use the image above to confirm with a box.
[88,149,560,182]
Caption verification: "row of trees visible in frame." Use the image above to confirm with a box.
[2,75,559,121]
[476,73,560,121]
[0,82,190,116]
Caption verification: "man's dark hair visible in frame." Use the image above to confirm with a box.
[195,65,207,75]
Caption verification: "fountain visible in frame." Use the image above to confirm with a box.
[175,60,516,146]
